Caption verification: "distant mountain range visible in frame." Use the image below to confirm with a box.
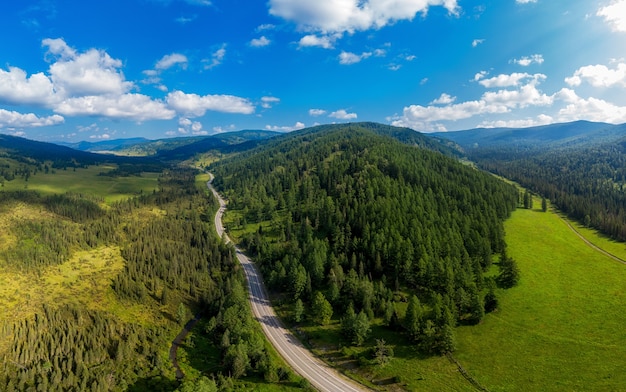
[432,120,626,151]
[55,130,283,157]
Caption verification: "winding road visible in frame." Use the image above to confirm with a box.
[207,175,369,392]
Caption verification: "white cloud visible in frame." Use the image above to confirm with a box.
[56,94,176,121]
[565,63,626,88]
[476,72,546,88]
[555,88,626,123]
[212,124,236,133]
[597,0,626,32]
[261,96,280,109]
[0,67,56,106]
[309,108,326,116]
[203,45,226,69]
[472,39,485,47]
[430,93,456,105]
[391,77,553,130]
[257,24,276,31]
[250,36,271,47]
[155,53,188,70]
[339,51,372,65]
[329,109,357,120]
[90,133,111,140]
[177,116,206,135]
[512,54,544,66]
[175,15,196,24]
[298,34,337,49]
[374,49,386,57]
[269,0,459,34]
[0,109,64,129]
[166,90,255,117]
[44,39,134,97]
[265,121,306,132]
[516,0,537,3]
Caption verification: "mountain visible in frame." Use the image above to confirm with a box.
[1,134,112,166]
[432,121,626,151]
[210,121,518,354]
[57,137,150,153]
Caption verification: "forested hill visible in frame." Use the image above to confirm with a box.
[432,121,626,242]
[210,123,519,353]
[0,134,110,167]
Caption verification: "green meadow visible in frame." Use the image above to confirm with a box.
[1,164,159,203]
[453,200,626,391]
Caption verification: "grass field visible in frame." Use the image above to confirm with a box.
[453,200,626,391]
[1,164,159,203]
[228,195,626,391]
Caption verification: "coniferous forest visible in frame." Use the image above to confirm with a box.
[470,138,626,242]
[0,167,291,391]
[211,123,519,354]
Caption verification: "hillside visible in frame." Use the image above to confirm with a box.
[210,122,519,359]
[433,121,626,242]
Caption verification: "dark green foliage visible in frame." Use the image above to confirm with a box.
[210,123,519,354]
[0,305,166,392]
[341,304,371,346]
[311,292,333,325]
[497,256,521,288]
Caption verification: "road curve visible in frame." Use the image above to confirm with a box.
[207,174,370,392]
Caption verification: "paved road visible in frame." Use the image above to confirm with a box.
[207,175,369,392]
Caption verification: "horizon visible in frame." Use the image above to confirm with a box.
[1,1,625,142]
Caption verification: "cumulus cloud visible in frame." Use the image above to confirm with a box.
[177,116,207,135]
[44,39,134,97]
[512,54,544,66]
[265,121,306,132]
[261,96,280,109]
[391,76,553,130]
[0,67,56,106]
[166,90,255,117]
[298,34,337,49]
[0,109,64,129]
[155,53,188,70]
[269,0,459,34]
[309,108,326,116]
[56,94,176,121]
[565,63,626,88]
[597,0,626,32]
[476,72,546,88]
[555,87,626,123]
[339,51,372,65]
[430,93,456,105]
[329,109,357,120]
[472,39,485,47]
[250,36,271,47]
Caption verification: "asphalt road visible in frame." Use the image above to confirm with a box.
[207,175,369,392]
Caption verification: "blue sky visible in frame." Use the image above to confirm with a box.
[0,0,625,141]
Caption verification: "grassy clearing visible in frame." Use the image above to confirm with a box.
[453,199,626,391]
[1,164,159,203]
[0,246,154,324]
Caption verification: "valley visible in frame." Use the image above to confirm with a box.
[1,121,625,391]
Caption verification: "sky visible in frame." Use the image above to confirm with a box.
[0,0,625,142]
